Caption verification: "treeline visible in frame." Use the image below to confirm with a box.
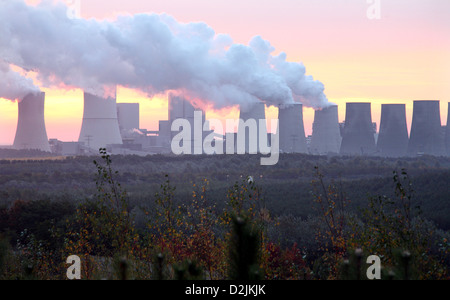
[1,153,450,228]
[0,151,449,280]
[0,149,55,159]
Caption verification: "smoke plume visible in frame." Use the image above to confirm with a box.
[0,0,331,109]
[0,60,40,101]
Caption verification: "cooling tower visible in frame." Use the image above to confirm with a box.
[377,104,409,157]
[446,103,450,156]
[310,105,341,155]
[408,100,445,156]
[340,103,376,155]
[78,92,123,151]
[238,101,268,153]
[13,92,51,152]
[117,103,140,133]
[278,103,307,153]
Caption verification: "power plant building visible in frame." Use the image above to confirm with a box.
[377,104,409,157]
[340,103,377,156]
[310,105,341,155]
[13,92,51,152]
[78,92,123,152]
[117,103,140,136]
[408,100,445,156]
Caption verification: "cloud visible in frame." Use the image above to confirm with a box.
[0,60,40,101]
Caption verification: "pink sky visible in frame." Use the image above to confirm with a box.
[1,0,449,144]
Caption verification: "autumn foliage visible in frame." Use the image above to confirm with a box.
[0,151,449,280]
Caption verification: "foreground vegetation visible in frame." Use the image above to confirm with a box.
[0,150,449,280]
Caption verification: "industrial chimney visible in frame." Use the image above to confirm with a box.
[446,103,450,156]
[13,92,51,152]
[238,101,268,153]
[377,104,409,157]
[340,103,376,156]
[278,103,307,153]
[310,105,341,155]
[408,100,445,156]
[78,92,123,151]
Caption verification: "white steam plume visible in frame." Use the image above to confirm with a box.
[0,60,40,101]
[0,0,331,109]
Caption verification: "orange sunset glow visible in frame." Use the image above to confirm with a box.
[1,0,449,145]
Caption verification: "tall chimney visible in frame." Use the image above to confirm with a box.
[278,103,307,153]
[78,92,123,151]
[377,104,409,157]
[340,103,376,155]
[13,92,51,152]
[310,105,341,155]
[408,100,445,156]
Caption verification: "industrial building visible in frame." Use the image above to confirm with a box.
[49,139,84,156]
[117,103,140,137]
[13,92,51,152]
[310,105,341,155]
[377,104,409,157]
[8,88,450,160]
[78,92,123,152]
[340,103,377,156]
[408,100,445,156]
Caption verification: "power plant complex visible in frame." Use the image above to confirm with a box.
[5,91,450,158]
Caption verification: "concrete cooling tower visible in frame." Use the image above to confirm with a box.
[238,101,268,153]
[340,103,376,155]
[376,104,409,157]
[13,92,51,152]
[278,103,307,154]
[310,105,341,155]
[446,103,450,156]
[78,92,123,151]
[408,100,445,156]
